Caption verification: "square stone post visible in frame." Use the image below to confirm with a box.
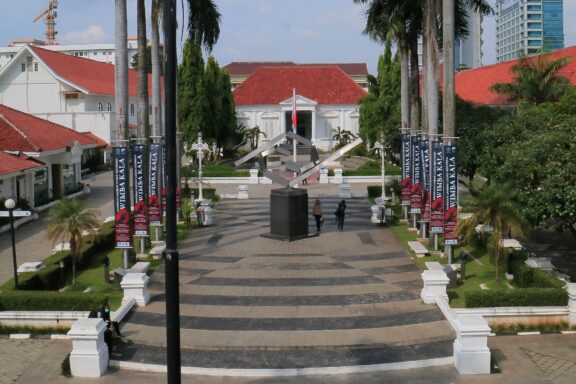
[67,318,108,377]
[421,269,449,304]
[453,315,491,374]
[121,272,150,306]
[333,168,343,184]
[237,185,249,200]
[568,283,576,326]
[249,169,259,184]
[319,168,329,184]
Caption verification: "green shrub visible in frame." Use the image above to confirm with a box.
[367,185,382,199]
[190,188,218,201]
[464,288,568,307]
[0,291,109,311]
[342,160,401,176]
[327,169,335,177]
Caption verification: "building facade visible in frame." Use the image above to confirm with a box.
[496,0,564,63]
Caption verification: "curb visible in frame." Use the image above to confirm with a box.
[1,334,69,340]
[109,356,454,377]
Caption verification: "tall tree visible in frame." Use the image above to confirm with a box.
[137,0,150,140]
[491,54,572,105]
[186,0,221,52]
[45,199,100,287]
[115,0,128,141]
[151,0,163,137]
[178,40,205,143]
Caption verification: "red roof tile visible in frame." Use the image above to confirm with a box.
[456,46,576,105]
[233,66,366,105]
[29,46,158,97]
[0,104,97,152]
[80,132,108,148]
[0,152,43,176]
[225,62,368,77]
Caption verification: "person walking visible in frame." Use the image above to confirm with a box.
[335,200,346,231]
[312,199,323,233]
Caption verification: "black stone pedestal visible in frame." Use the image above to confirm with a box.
[263,188,312,242]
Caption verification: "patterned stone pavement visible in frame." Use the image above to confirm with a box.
[0,339,56,383]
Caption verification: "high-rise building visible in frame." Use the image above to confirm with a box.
[496,0,564,63]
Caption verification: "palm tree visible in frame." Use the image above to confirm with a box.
[186,0,221,52]
[115,0,128,141]
[137,0,150,140]
[151,0,163,137]
[45,199,101,287]
[491,54,572,105]
[457,183,525,282]
[247,126,266,150]
[332,126,357,147]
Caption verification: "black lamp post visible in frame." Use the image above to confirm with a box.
[5,198,18,290]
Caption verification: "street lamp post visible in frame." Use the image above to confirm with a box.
[5,198,18,290]
[188,134,209,202]
[374,139,387,201]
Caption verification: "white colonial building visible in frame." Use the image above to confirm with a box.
[232,65,366,151]
[0,44,155,146]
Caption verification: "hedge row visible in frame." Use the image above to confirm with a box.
[0,291,109,311]
[465,288,568,308]
[510,252,564,289]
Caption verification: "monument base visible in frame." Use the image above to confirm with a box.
[265,188,309,242]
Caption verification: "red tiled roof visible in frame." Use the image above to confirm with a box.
[0,152,44,176]
[233,66,366,105]
[456,46,576,105]
[80,132,108,148]
[29,46,158,97]
[0,104,97,152]
[225,62,368,77]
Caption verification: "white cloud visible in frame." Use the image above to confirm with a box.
[60,25,109,44]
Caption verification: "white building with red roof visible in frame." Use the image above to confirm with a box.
[232,65,367,151]
[0,104,98,206]
[0,152,46,206]
[0,45,157,145]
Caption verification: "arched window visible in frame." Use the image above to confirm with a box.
[97,102,103,112]
[130,104,135,116]
[107,103,112,112]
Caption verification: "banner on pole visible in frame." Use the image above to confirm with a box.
[132,144,148,237]
[444,145,458,244]
[112,147,132,248]
[430,141,444,233]
[148,143,162,226]
[410,135,422,213]
[420,139,431,222]
[400,133,411,205]
[162,140,167,217]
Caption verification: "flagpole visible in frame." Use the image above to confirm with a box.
[292,88,297,164]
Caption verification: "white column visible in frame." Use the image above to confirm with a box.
[420,269,449,304]
[319,169,329,184]
[120,273,150,306]
[249,169,259,184]
[333,169,343,184]
[311,109,317,146]
[453,315,491,374]
[67,318,108,377]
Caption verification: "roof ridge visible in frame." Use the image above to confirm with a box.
[0,110,41,152]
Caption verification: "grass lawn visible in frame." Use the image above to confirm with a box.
[389,222,513,308]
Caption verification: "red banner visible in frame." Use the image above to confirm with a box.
[112,147,132,248]
[444,145,458,245]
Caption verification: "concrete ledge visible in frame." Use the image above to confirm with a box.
[110,356,454,377]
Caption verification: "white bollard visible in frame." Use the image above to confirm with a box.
[333,168,343,184]
[420,269,449,304]
[200,200,214,225]
[319,168,329,184]
[67,318,108,377]
[121,273,150,306]
[568,283,576,326]
[249,169,259,184]
[453,315,491,374]
[339,183,352,199]
[237,185,249,200]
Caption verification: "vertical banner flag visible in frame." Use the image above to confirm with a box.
[430,141,444,233]
[132,144,148,237]
[148,143,162,226]
[162,140,167,216]
[444,145,458,244]
[292,88,297,132]
[400,133,411,205]
[410,135,422,213]
[112,147,132,248]
[420,139,431,222]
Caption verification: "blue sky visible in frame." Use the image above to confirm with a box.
[0,0,574,74]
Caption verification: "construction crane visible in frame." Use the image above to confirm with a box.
[33,0,58,44]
